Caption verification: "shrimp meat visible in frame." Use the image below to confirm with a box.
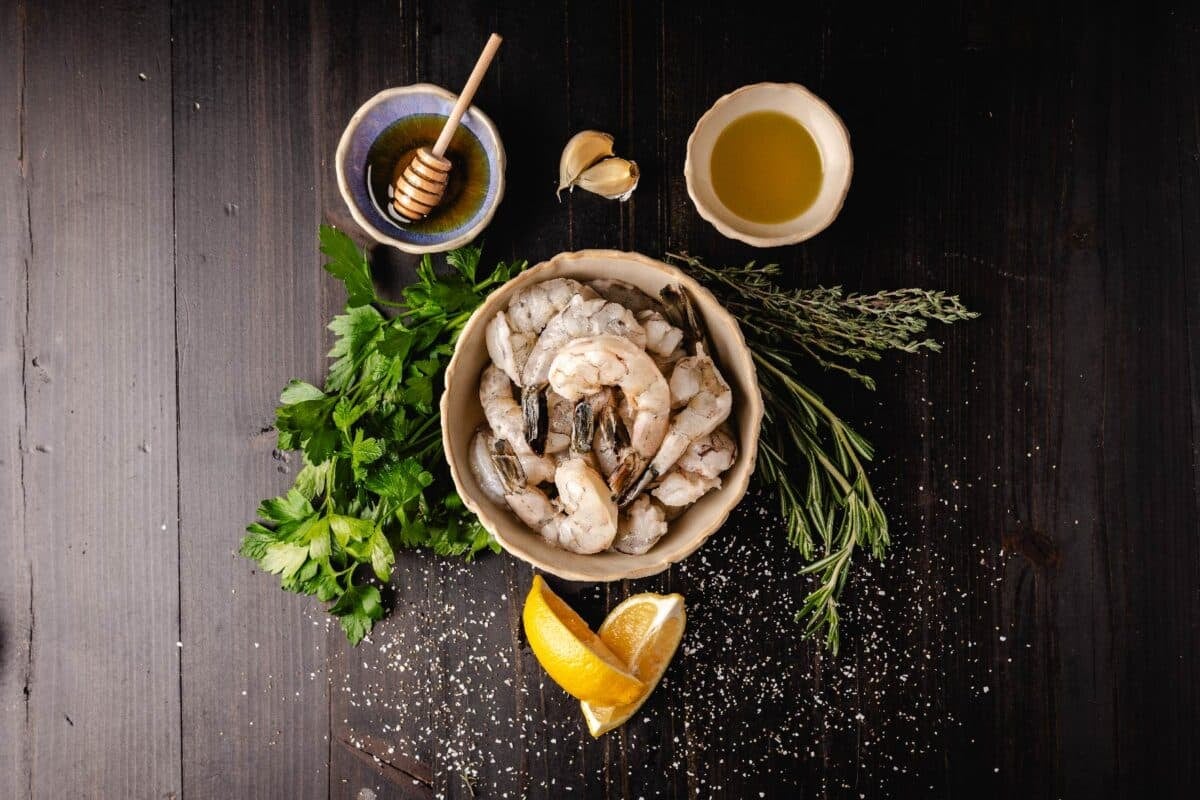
[547,335,670,497]
[613,495,669,555]
[520,294,645,449]
[492,440,617,554]
[617,342,732,505]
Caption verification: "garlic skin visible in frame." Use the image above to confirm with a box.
[557,130,615,199]
[574,157,640,201]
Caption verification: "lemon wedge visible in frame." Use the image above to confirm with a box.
[523,575,645,706]
[581,592,686,737]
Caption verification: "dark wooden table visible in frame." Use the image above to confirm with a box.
[3,1,1199,798]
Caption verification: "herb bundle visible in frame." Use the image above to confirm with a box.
[669,254,977,654]
[240,226,525,643]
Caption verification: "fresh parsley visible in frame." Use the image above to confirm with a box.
[241,225,525,644]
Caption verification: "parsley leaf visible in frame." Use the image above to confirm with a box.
[366,457,432,503]
[445,244,481,282]
[326,305,385,392]
[242,226,526,645]
[319,225,377,308]
[349,429,384,480]
[239,522,282,561]
[329,582,384,645]
[260,541,308,578]
[280,379,326,404]
[257,489,314,527]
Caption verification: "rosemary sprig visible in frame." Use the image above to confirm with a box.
[668,254,977,654]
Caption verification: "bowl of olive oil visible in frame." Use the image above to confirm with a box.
[685,83,852,247]
[336,84,505,254]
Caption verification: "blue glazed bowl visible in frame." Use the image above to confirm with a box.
[336,84,505,254]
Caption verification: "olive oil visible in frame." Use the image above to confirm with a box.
[709,111,823,224]
[365,114,490,233]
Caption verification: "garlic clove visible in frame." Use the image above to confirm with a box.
[575,157,640,201]
[557,130,616,199]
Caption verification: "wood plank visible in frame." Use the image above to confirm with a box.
[19,1,181,797]
[1101,7,1200,795]
[822,6,1018,795]
[309,3,442,799]
[0,2,31,798]
[654,5,845,797]
[1165,13,1200,795]
[330,732,433,800]
[171,1,329,797]
[311,2,569,798]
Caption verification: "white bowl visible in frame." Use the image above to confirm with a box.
[685,82,853,247]
[441,250,764,583]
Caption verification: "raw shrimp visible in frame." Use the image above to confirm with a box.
[468,427,508,505]
[554,447,597,472]
[674,425,737,479]
[658,284,705,346]
[587,395,665,500]
[612,494,670,555]
[506,277,597,338]
[486,278,597,386]
[492,440,617,554]
[652,469,721,507]
[569,386,614,455]
[617,343,732,505]
[478,365,555,485]
[638,427,735,508]
[588,278,663,315]
[638,309,687,373]
[520,295,645,447]
[637,310,684,358]
[484,310,534,386]
[523,295,647,388]
[548,335,670,496]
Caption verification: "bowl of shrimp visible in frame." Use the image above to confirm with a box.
[441,250,763,582]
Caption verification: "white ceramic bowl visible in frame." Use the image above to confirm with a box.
[441,250,764,582]
[685,82,853,247]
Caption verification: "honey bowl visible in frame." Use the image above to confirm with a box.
[335,84,505,254]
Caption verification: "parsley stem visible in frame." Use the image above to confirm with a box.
[406,413,440,443]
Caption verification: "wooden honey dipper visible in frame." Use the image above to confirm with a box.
[392,33,503,222]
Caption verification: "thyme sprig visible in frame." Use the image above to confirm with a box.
[669,254,977,654]
[676,257,977,390]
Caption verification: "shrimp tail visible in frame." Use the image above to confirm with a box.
[597,404,640,496]
[615,461,657,507]
[490,438,527,492]
[521,385,549,455]
[616,430,692,506]
[611,456,650,503]
[659,284,705,346]
[571,399,595,454]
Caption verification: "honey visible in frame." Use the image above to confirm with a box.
[365,113,489,233]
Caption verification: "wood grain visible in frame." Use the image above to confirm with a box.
[0,2,31,798]
[1,1,1199,797]
[17,1,182,797]
[308,4,443,800]
[171,1,329,797]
